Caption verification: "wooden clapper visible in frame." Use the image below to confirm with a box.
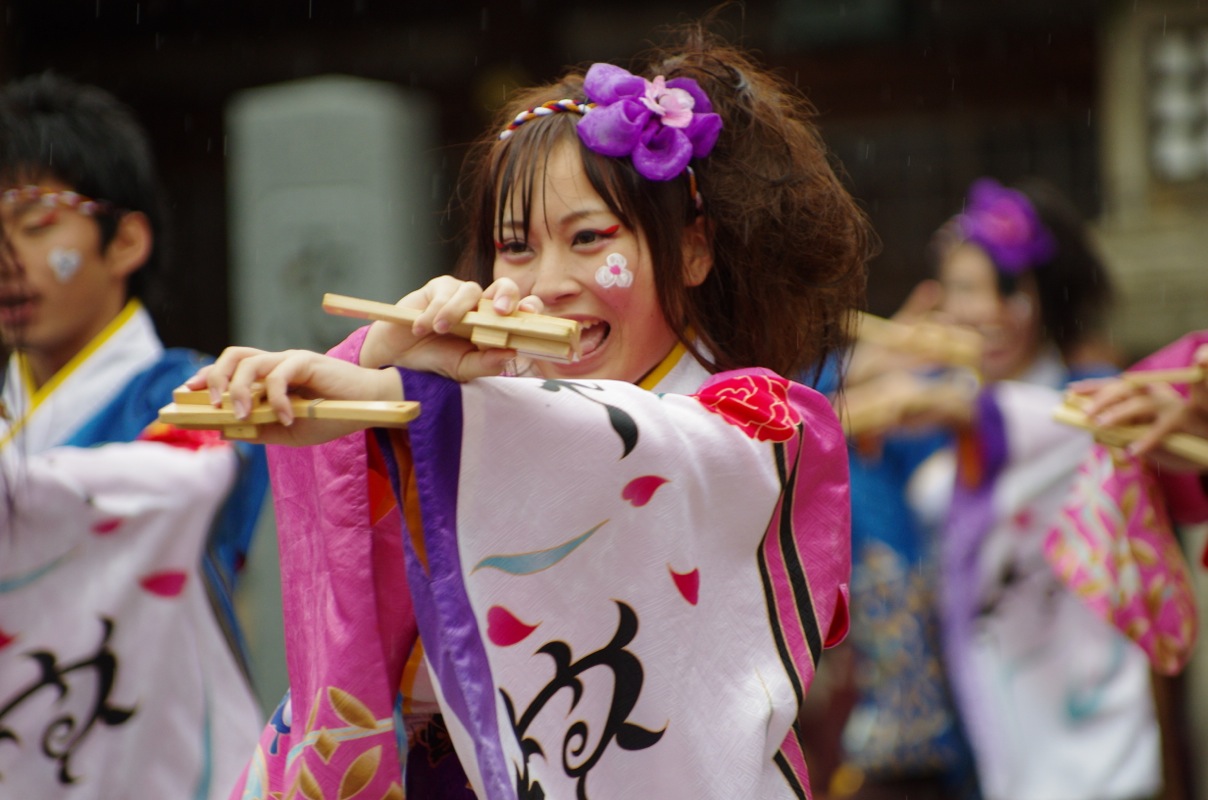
[1052,365,1208,469]
[157,293,582,438]
[841,311,984,437]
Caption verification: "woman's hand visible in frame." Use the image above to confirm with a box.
[840,367,977,441]
[1070,345,1208,472]
[185,347,404,446]
[846,280,951,388]
[357,275,542,378]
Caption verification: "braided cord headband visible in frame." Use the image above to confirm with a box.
[498,63,722,188]
[0,185,118,217]
[500,98,595,139]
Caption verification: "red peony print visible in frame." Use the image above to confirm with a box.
[695,372,801,442]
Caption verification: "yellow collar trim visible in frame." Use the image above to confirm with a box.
[1,299,143,448]
[638,340,688,391]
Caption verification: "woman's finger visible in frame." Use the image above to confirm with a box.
[205,346,268,405]
[484,277,523,314]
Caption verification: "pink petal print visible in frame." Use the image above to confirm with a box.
[0,628,14,651]
[621,475,668,507]
[486,605,539,647]
[140,571,187,597]
[92,518,123,535]
[670,566,700,605]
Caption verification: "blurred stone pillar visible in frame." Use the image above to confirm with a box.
[225,74,438,713]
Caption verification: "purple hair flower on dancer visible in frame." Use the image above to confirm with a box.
[576,63,722,181]
[954,177,1058,275]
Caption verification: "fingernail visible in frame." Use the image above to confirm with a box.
[209,388,221,405]
[234,398,250,419]
[434,319,450,334]
[494,296,511,314]
[281,410,294,427]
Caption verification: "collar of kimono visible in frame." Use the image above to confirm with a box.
[638,341,689,390]
[0,299,144,450]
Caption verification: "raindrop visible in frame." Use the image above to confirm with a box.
[95,0,100,17]
[135,3,140,24]
[481,7,489,32]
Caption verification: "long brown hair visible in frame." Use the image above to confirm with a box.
[455,21,874,379]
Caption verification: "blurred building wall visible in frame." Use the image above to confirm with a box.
[1098,4,1208,799]
[1098,0,1208,361]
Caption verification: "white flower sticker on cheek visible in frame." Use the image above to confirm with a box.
[594,253,633,289]
[48,248,83,283]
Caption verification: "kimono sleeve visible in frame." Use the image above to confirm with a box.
[381,366,851,800]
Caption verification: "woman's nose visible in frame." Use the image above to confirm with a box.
[530,253,580,306]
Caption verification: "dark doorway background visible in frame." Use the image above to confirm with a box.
[0,0,1102,356]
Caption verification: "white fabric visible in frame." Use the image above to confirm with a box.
[444,359,809,798]
[965,381,1160,800]
[0,442,262,798]
[0,303,162,458]
[0,305,262,798]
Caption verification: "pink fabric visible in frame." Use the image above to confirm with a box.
[1044,331,1207,676]
[229,327,417,799]
[1133,331,1208,529]
[1046,445,1197,674]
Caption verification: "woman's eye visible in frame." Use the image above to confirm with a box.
[572,225,620,247]
[494,239,530,256]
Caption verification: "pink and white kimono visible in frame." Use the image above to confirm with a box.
[230,330,852,800]
[0,302,264,799]
[942,379,1162,800]
[1046,331,1207,676]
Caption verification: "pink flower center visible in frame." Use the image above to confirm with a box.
[640,76,695,128]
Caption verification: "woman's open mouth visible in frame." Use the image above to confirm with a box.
[577,319,611,358]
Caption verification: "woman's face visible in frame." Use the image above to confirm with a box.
[492,139,680,384]
[938,241,1043,383]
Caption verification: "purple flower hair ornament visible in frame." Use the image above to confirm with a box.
[954,178,1057,276]
[576,63,723,181]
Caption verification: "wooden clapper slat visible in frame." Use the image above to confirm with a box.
[1052,391,1208,469]
[157,292,582,437]
[322,293,582,363]
[159,385,420,439]
[854,311,983,372]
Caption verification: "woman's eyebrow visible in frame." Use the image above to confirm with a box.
[556,208,609,227]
